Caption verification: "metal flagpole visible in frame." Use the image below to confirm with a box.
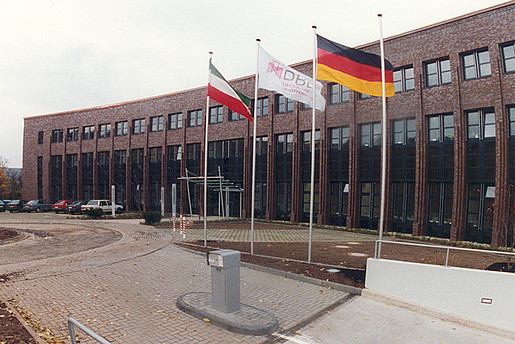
[251,39,261,255]
[308,26,318,263]
[378,14,387,258]
[204,51,213,247]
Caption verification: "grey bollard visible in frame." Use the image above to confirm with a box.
[207,249,241,313]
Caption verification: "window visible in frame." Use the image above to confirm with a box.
[67,127,79,142]
[424,57,451,87]
[329,83,350,104]
[276,133,294,154]
[358,92,373,99]
[392,118,416,145]
[99,123,111,139]
[360,123,381,147]
[188,109,203,127]
[393,65,415,92]
[252,97,269,117]
[501,41,515,74]
[209,106,223,124]
[38,131,44,144]
[51,129,63,143]
[461,48,491,80]
[467,108,495,140]
[229,110,245,121]
[82,125,94,140]
[169,113,183,129]
[115,121,128,136]
[428,113,454,142]
[150,116,164,132]
[275,95,294,113]
[133,119,146,134]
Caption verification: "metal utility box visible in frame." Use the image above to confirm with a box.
[207,249,241,313]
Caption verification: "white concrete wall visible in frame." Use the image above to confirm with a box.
[365,258,515,333]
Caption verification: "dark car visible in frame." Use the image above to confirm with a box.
[0,202,5,212]
[23,199,52,213]
[66,200,87,214]
[6,200,25,212]
[52,200,73,213]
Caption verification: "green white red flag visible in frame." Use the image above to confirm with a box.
[207,60,253,121]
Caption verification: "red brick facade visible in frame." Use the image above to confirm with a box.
[23,3,515,246]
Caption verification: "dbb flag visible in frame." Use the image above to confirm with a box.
[208,60,253,121]
[258,46,325,111]
[316,34,395,97]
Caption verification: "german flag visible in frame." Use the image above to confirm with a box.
[316,34,395,97]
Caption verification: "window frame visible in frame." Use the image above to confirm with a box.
[98,123,111,139]
[461,48,491,80]
[67,127,79,142]
[209,106,224,124]
[115,121,128,137]
[393,65,415,93]
[423,57,451,87]
[500,41,515,74]
[275,95,294,113]
[132,118,146,134]
[329,83,350,104]
[51,129,63,143]
[150,116,164,132]
[82,125,95,140]
[188,109,203,127]
[168,113,183,129]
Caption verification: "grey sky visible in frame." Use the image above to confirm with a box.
[0,0,507,168]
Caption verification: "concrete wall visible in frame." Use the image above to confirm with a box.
[365,258,514,333]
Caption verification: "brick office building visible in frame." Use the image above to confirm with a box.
[23,2,515,246]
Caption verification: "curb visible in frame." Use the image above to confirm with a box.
[2,298,47,344]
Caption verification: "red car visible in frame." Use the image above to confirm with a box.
[52,200,73,213]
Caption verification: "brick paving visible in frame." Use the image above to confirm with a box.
[0,216,351,343]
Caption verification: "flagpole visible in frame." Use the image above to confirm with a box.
[308,26,318,263]
[250,39,261,255]
[204,51,213,247]
[378,14,387,258]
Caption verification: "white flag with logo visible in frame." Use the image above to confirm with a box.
[258,46,325,111]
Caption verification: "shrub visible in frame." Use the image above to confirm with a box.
[85,208,103,219]
[143,211,162,225]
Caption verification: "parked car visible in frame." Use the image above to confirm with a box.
[52,200,73,213]
[0,202,5,212]
[81,200,123,214]
[66,200,88,214]
[6,200,25,212]
[23,199,52,213]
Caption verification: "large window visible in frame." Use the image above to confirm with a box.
[461,48,491,80]
[150,116,164,132]
[301,130,320,223]
[252,136,268,219]
[82,125,94,140]
[37,156,43,199]
[501,41,515,74]
[391,119,416,234]
[99,124,111,139]
[113,150,127,207]
[427,114,454,238]
[466,108,495,244]
[186,143,201,214]
[209,106,223,124]
[169,113,183,129]
[51,129,63,143]
[81,152,94,200]
[275,95,294,113]
[148,147,162,210]
[188,109,203,127]
[393,65,415,93]
[67,128,79,142]
[328,127,350,227]
[50,155,62,202]
[424,57,451,87]
[97,151,110,199]
[329,83,350,104]
[115,121,128,136]
[66,154,78,200]
[167,145,182,212]
[229,110,245,121]
[132,119,146,134]
[359,123,381,229]
[275,133,293,220]
[131,148,144,211]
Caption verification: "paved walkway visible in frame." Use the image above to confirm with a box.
[0,215,512,343]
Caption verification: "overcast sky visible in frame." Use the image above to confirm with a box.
[0,0,508,168]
